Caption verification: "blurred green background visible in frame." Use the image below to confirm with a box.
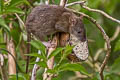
[0,0,120,80]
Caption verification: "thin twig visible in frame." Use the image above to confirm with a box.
[68,9,111,80]
[66,1,120,24]
[94,48,104,61]
[82,5,120,24]
[65,1,86,7]
[14,13,26,28]
[110,26,120,41]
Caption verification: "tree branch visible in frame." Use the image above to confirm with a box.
[66,1,86,7]
[66,1,120,24]
[81,5,120,24]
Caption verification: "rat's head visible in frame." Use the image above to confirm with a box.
[69,16,89,61]
[69,16,86,42]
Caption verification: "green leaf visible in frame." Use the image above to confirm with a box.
[25,53,44,59]
[62,45,73,59]
[30,40,46,53]
[0,17,10,33]
[10,29,21,45]
[46,69,56,74]
[48,47,64,59]
[36,61,47,68]
[31,61,47,68]
[59,63,89,75]
[30,40,46,61]
[0,0,3,14]
[23,0,31,6]
[4,7,24,14]
[9,0,24,7]
[0,48,8,55]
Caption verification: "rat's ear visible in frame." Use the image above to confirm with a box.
[69,15,77,26]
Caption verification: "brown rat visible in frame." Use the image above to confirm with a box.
[26,5,86,41]
[26,5,89,61]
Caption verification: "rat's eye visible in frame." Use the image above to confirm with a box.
[78,31,82,34]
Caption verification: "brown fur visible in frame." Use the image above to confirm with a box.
[26,5,86,42]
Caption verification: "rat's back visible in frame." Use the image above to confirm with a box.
[26,5,67,40]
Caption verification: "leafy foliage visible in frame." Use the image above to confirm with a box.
[0,0,120,80]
